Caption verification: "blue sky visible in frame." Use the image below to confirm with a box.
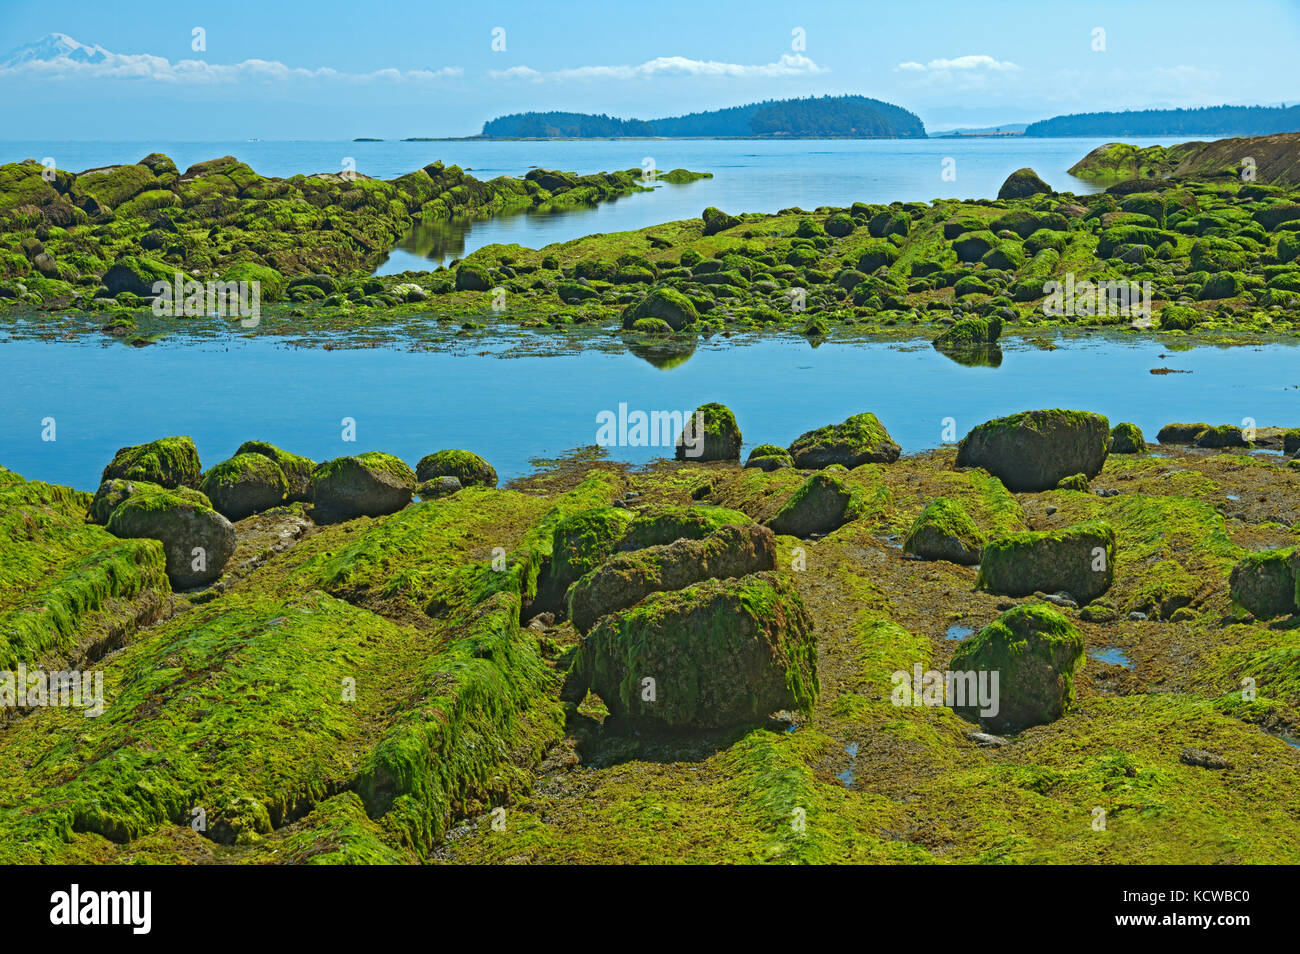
[2,0,1297,139]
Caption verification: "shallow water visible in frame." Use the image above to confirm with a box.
[3,329,1297,492]
[945,625,975,641]
[1088,647,1135,669]
[1,136,1196,274]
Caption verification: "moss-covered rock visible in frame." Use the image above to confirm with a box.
[235,440,315,501]
[997,168,1052,201]
[454,263,492,291]
[787,412,900,469]
[569,524,776,634]
[101,436,201,489]
[676,402,742,461]
[621,286,699,331]
[1056,472,1090,491]
[956,409,1110,492]
[615,506,753,553]
[702,206,741,236]
[548,506,637,599]
[199,452,289,521]
[1157,422,1210,444]
[948,603,1084,734]
[767,471,866,537]
[102,256,174,297]
[977,521,1117,603]
[932,316,1001,352]
[902,497,983,565]
[569,572,816,732]
[1109,422,1146,454]
[311,452,416,522]
[105,488,236,588]
[745,444,794,471]
[415,476,463,500]
[1228,548,1298,619]
[415,449,497,488]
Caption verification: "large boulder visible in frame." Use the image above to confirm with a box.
[415,449,497,488]
[102,256,175,297]
[1229,548,1299,619]
[903,497,984,565]
[767,471,864,538]
[90,478,211,524]
[105,489,236,588]
[101,436,201,489]
[615,506,752,553]
[932,316,1001,353]
[701,206,741,236]
[568,572,817,732]
[997,167,1052,201]
[200,453,289,521]
[569,524,777,633]
[548,506,637,599]
[675,402,742,461]
[235,440,315,501]
[310,452,416,522]
[621,287,698,331]
[977,520,1116,603]
[787,412,900,469]
[949,604,1084,734]
[956,410,1110,492]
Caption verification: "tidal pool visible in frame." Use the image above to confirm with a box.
[2,329,1297,491]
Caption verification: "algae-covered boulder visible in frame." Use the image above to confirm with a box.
[569,523,777,634]
[105,489,236,588]
[1056,473,1090,491]
[102,436,201,489]
[549,506,637,597]
[977,520,1116,603]
[1109,422,1146,454]
[311,452,416,522]
[1157,422,1210,445]
[676,402,742,461]
[570,572,816,732]
[415,476,462,500]
[787,412,900,469]
[997,167,1052,201]
[235,440,315,501]
[102,256,175,297]
[701,206,741,236]
[89,477,211,524]
[621,286,698,331]
[767,471,864,538]
[745,444,794,471]
[415,449,497,488]
[1228,548,1298,619]
[948,604,1084,734]
[1194,424,1250,449]
[956,410,1110,492]
[932,316,1001,352]
[902,497,983,565]
[1159,305,1202,331]
[454,263,492,291]
[199,452,289,521]
[615,505,753,553]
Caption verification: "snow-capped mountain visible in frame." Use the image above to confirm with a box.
[0,33,112,68]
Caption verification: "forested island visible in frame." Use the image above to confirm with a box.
[479,95,927,139]
[1025,104,1300,137]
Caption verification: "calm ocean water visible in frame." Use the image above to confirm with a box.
[1,137,1192,272]
[2,331,1294,491]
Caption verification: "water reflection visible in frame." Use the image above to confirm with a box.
[626,334,697,370]
[935,344,1004,368]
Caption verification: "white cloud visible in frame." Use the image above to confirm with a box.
[0,33,462,83]
[896,54,1020,73]
[491,53,827,82]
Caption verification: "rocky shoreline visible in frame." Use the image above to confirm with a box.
[2,403,1298,863]
[2,135,1299,350]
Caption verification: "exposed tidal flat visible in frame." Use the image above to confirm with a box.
[4,134,1300,865]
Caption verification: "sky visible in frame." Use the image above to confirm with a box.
[1,0,1297,140]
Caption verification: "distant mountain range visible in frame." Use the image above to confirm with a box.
[479,95,927,139]
[1024,105,1300,137]
[0,32,110,67]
